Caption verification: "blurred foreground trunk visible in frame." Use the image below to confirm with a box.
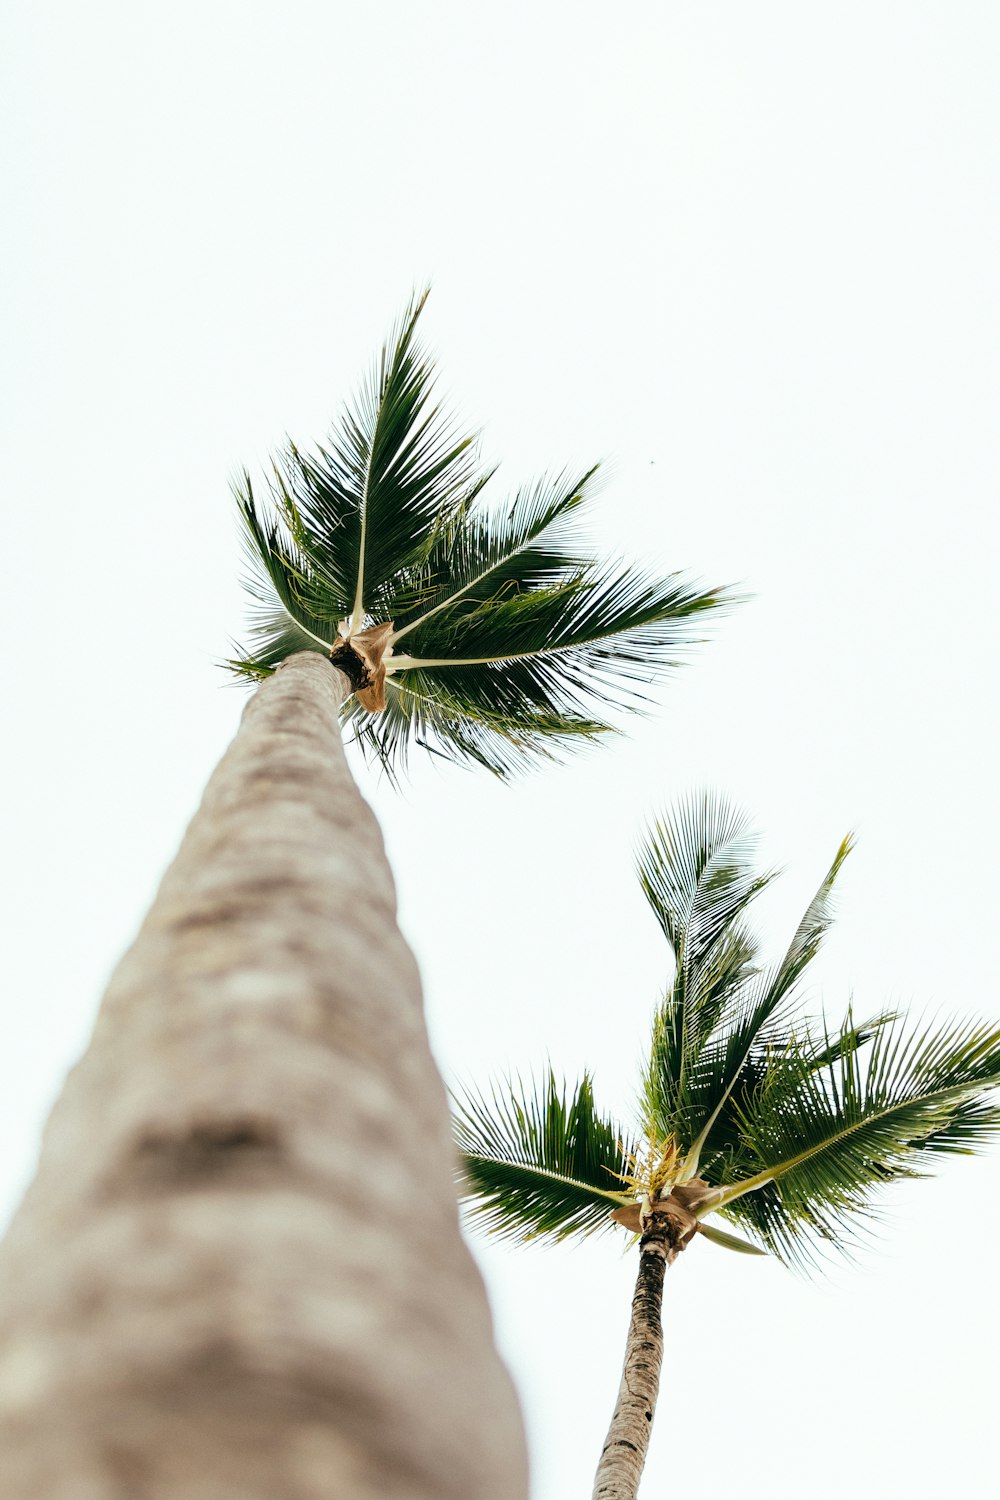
[0,651,527,1500]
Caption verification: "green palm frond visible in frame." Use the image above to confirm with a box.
[343,671,608,783]
[637,793,771,961]
[227,614,328,680]
[453,1072,637,1246]
[348,564,726,777]
[768,833,854,1005]
[642,983,777,1160]
[231,295,732,774]
[640,815,861,1186]
[710,1012,1000,1265]
[234,290,480,641]
[637,794,774,1150]
[693,1009,895,1182]
[387,468,596,643]
[711,1178,837,1270]
[391,560,724,680]
[300,288,479,627]
[697,1221,767,1256]
[236,476,342,647]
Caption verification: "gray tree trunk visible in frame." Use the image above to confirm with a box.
[0,652,528,1500]
[592,1219,680,1500]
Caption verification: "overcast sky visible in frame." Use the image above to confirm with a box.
[2,3,998,1496]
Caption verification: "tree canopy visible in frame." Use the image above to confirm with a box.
[456,792,1000,1269]
[231,294,731,778]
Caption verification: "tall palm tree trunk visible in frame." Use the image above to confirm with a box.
[0,652,527,1500]
[592,1219,681,1500]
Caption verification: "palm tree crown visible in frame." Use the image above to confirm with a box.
[230,293,731,777]
[455,792,1000,1268]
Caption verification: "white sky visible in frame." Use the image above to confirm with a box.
[2,3,998,1496]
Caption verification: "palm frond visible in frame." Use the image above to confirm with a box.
[374,567,731,776]
[697,1221,768,1256]
[237,289,481,642]
[694,1008,895,1181]
[637,794,773,1149]
[710,1012,1000,1265]
[342,567,730,778]
[768,834,854,1005]
[325,288,481,626]
[637,793,770,960]
[643,981,775,1161]
[342,670,610,782]
[227,613,327,680]
[453,1071,637,1246]
[388,468,597,644]
[391,564,728,688]
[641,820,860,1185]
[710,1178,848,1271]
[235,475,342,647]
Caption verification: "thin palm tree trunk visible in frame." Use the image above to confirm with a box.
[0,652,527,1500]
[592,1220,681,1500]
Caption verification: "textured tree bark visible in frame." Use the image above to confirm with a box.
[591,1219,680,1500]
[0,652,528,1500]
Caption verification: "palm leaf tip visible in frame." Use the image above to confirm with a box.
[767,830,855,1005]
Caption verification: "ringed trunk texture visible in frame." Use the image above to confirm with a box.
[591,1219,681,1500]
[0,652,528,1500]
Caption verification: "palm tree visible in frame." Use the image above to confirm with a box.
[455,792,1000,1500]
[0,299,729,1500]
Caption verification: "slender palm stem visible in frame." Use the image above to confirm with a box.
[592,1220,683,1500]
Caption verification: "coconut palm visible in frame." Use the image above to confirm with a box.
[455,792,1000,1500]
[0,299,729,1500]
[229,292,726,775]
